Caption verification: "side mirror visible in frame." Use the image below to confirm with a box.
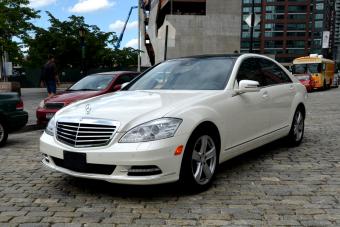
[237,80,260,93]
[113,84,122,91]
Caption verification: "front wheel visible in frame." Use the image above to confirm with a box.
[0,121,8,147]
[286,108,305,146]
[323,80,327,90]
[180,130,219,191]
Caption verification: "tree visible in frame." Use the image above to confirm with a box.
[25,12,138,71]
[0,0,39,64]
[111,47,140,68]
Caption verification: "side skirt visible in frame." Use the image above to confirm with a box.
[219,126,289,163]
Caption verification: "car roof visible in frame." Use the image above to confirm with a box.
[96,71,138,75]
[168,54,242,60]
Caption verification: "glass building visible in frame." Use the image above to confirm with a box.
[241,0,335,63]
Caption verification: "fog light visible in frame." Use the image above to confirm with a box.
[127,165,162,176]
[42,153,50,163]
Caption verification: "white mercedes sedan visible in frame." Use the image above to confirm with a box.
[40,54,307,190]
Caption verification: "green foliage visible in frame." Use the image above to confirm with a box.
[25,12,139,70]
[0,0,39,64]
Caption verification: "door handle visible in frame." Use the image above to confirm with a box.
[289,85,295,93]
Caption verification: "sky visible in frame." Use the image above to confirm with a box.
[28,0,139,48]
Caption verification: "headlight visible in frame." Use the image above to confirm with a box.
[39,100,45,108]
[119,118,182,143]
[45,117,56,136]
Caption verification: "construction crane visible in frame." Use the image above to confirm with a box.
[115,6,138,49]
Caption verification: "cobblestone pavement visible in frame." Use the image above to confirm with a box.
[1,88,340,226]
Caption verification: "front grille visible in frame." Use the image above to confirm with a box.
[56,119,118,148]
[52,157,116,175]
[45,102,65,109]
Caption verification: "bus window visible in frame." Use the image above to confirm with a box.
[292,64,307,74]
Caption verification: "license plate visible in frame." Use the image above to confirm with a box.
[46,113,54,119]
[63,151,86,172]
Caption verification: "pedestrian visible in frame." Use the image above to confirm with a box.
[40,54,60,97]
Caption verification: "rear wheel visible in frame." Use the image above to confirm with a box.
[180,129,219,191]
[0,121,8,147]
[323,79,327,90]
[286,108,304,146]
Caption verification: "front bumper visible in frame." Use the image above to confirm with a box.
[36,108,58,125]
[40,132,189,185]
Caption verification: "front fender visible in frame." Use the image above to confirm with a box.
[289,83,307,126]
[169,105,224,149]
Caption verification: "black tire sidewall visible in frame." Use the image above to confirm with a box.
[0,121,8,147]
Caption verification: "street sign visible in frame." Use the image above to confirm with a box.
[322,31,330,49]
[245,14,261,27]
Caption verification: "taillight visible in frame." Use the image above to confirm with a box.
[16,99,24,110]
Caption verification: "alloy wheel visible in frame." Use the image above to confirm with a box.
[191,135,217,185]
[293,111,304,142]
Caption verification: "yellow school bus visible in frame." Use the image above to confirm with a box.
[292,55,335,90]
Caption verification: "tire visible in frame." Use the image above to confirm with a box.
[323,80,327,90]
[326,80,331,90]
[286,108,305,147]
[0,121,8,147]
[180,128,219,191]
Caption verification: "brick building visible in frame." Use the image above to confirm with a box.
[240,0,336,63]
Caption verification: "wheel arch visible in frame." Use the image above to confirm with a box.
[0,112,6,125]
[297,103,306,118]
[187,121,222,156]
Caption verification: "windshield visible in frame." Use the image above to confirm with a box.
[127,57,235,90]
[68,74,115,91]
[292,64,321,74]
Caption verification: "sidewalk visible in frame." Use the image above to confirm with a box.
[21,88,46,126]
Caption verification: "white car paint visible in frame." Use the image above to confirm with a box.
[40,54,307,185]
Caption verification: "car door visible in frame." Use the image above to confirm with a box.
[259,58,296,131]
[224,57,271,152]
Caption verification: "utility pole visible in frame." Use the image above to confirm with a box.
[79,27,86,77]
[164,25,169,61]
[249,0,255,53]
[171,0,173,15]
[137,0,141,72]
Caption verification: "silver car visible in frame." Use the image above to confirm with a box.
[332,72,340,88]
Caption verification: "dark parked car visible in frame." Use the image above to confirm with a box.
[36,71,140,125]
[0,93,28,146]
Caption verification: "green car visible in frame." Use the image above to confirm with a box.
[0,93,28,146]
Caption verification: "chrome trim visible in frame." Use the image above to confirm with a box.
[56,117,120,148]
[224,125,289,151]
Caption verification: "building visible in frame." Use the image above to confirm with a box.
[140,0,242,66]
[240,0,336,63]
[335,0,340,62]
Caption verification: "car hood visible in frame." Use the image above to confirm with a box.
[56,90,219,132]
[45,91,102,104]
